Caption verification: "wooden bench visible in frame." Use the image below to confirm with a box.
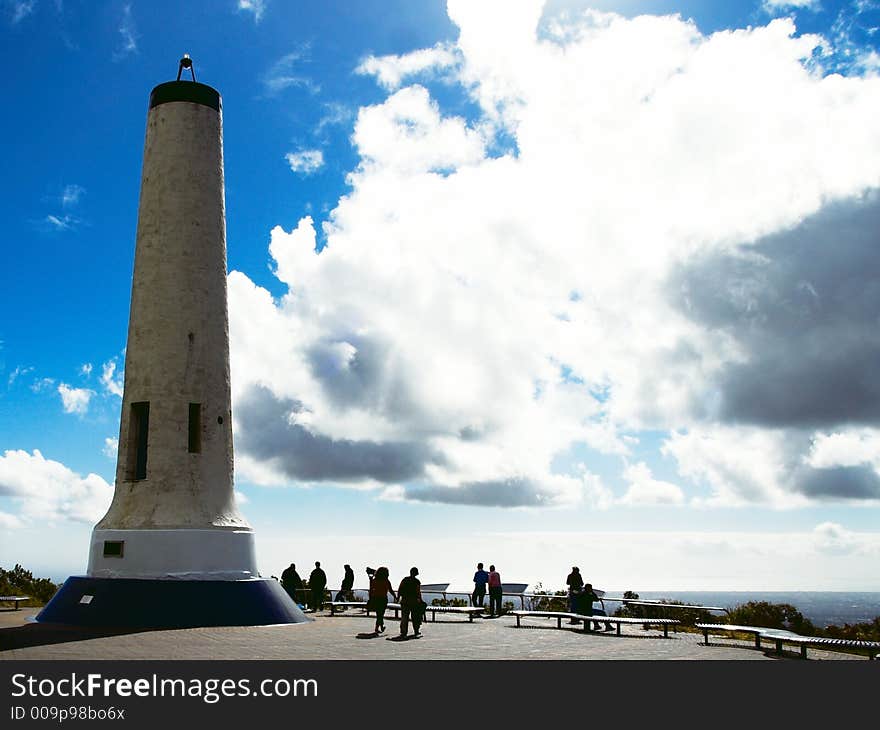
[0,596,29,610]
[767,635,880,661]
[512,610,680,637]
[697,622,768,649]
[696,623,880,660]
[421,605,484,622]
[327,601,370,615]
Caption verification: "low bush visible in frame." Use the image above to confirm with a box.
[528,582,567,611]
[614,590,721,628]
[0,564,59,606]
[726,601,816,635]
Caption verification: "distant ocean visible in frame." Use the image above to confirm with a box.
[622,592,880,627]
[402,590,880,627]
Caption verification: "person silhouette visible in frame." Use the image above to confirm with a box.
[582,583,613,631]
[566,566,584,623]
[280,562,303,606]
[487,565,502,617]
[335,564,355,602]
[397,567,423,638]
[472,562,489,607]
[367,566,395,634]
[309,561,327,612]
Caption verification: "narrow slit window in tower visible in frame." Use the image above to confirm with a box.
[188,402,202,453]
[127,401,150,480]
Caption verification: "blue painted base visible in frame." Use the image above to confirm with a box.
[36,576,308,628]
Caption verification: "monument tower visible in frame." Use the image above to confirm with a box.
[38,57,306,627]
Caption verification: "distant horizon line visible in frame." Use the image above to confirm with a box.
[16,567,879,594]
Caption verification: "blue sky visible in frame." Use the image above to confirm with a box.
[2,0,880,592]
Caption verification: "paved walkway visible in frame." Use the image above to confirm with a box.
[0,608,862,660]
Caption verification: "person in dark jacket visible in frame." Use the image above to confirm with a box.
[280,563,304,606]
[579,583,613,631]
[309,561,327,612]
[397,567,423,638]
[566,566,584,622]
[335,564,355,602]
[472,562,489,607]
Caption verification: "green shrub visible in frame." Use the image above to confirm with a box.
[0,564,59,607]
[613,589,718,628]
[529,582,567,611]
[820,617,880,642]
[726,601,816,635]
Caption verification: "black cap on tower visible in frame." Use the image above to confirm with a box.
[150,54,221,111]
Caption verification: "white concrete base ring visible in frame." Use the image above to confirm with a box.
[87,528,259,580]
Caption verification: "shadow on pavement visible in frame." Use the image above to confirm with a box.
[0,623,159,652]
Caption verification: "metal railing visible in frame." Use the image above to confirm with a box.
[279,585,728,614]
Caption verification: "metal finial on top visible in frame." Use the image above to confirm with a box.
[177,54,196,82]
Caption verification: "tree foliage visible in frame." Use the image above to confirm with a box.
[614,590,722,628]
[615,594,880,639]
[726,601,816,634]
[0,564,59,606]
[820,617,880,642]
[726,601,880,640]
[528,582,567,611]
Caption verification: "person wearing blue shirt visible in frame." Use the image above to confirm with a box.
[472,562,489,607]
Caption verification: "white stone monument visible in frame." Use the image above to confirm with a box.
[38,57,306,627]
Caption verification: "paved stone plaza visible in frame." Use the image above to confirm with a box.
[0,608,863,661]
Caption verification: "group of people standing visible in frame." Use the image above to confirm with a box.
[280,561,426,638]
[279,561,343,613]
[279,561,610,632]
[470,562,504,617]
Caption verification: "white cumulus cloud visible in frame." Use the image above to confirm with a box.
[807,429,880,470]
[812,521,879,556]
[0,449,113,525]
[58,383,94,416]
[103,437,118,459]
[100,360,124,397]
[619,462,685,506]
[285,149,324,175]
[228,4,880,509]
[357,43,459,90]
[763,0,821,12]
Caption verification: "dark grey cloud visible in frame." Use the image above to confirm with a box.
[795,465,880,500]
[399,477,565,508]
[235,385,441,483]
[671,192,880,428]
[235,386,575,505]
[306,335,420,423]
